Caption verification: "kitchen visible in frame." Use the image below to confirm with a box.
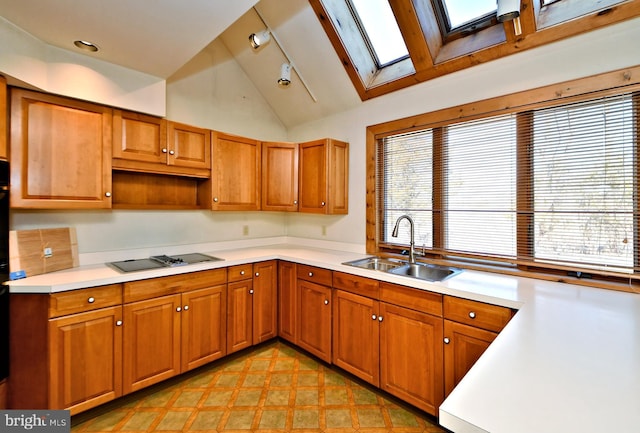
[1,1,640,432]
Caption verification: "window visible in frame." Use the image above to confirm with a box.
[375,88,640,278]
[432,0,498,40]
[349,0,409,67]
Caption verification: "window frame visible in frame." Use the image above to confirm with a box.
[431,0,499,43]
[366,65,640,291]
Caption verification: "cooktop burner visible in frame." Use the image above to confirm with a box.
[108,253,223,273]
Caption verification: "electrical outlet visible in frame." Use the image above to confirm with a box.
[243,225,249,236]
[43,247,53,258]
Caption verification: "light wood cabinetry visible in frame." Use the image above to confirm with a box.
[9,88,112,209]
[278,261,297,343]
[298,138,348,214]
[296,264,333,362]
[122,269,227,393]
[262,141,299,211]
[227,261,278,354]
[112,111,210,178]
[443,295,513,397]
[208,132,261,211]
[9,284,123,415]
[0,76,7,159]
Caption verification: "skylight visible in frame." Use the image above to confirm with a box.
[440,0,497,29]
[350,0,409,66]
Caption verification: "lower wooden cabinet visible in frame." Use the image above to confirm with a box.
[227,267,253,354]
[278,261,297,343]
[252,260,278,344]
[123,294,182,394]
[296,279,332,363]
[49,306,123,414]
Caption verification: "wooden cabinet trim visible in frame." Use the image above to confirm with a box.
[49,284,122,318]
[332,271,379,299]
[296,264,333,286]
[379,281,442,317]
[443,295,513,332]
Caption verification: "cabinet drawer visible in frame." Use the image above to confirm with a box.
[124,269,226,303]
[379,282,442,317]
[297,264,333,286]
[49,284,122,318]
[443,296,513,332]
[228,264,253,282]
[332,272,379,299]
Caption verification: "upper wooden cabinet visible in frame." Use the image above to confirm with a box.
[9,88,113,209]
[262,141,299,211]
[112,110,210,178]
[209,131,261,211]
[0,76,7,160]
[299,138,348,214]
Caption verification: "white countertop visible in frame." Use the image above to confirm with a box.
[7,241,640,433]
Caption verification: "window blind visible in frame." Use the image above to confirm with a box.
[377,91,639,275]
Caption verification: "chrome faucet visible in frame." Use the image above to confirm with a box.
[392,215,416,264]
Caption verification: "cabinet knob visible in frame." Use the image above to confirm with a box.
[249,289,254,294]
[444,337,450,344]
[169,150,175,155]
[324,299,329,305]
[162,148,168,153]
[176,306,182,312]
[213,197,219,202]
[321,201,326,206]
[372,314,377,320]
[240,270,245,276]
[105,192,111,197]
[378,316,383,322]
[294,200,298,205]
[255,272,260,277]
[87,297,95,304]
[183,305,189,311]
[116,320,123,326]
[308,272,313,277]
[469,311,476,319]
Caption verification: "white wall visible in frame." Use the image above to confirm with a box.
[286,17,640,247]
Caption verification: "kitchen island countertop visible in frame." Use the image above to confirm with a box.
[7,240,640,433]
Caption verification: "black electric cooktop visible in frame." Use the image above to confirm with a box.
[108,253,223,273]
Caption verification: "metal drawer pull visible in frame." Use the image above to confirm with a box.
[255,272,260,277]
[324,299,329,305]
[372,314,377,320]
[469,311,476,319]
[249,289,254,294]
[87,297,95,303]
[240,270,245,275]
[444,337,450,344]
[183,305,189,310]
[176,307,182,312]
[309,272,313,277]
[116,320,123,326]
[378,316,383,322]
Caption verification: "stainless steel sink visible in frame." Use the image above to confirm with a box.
[388,262,461,282]
[342,256,461,282]
[342,256,405,272]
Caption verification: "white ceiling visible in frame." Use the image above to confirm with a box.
[0,0,361,128]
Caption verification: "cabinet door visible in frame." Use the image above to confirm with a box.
[181,285,227,372]
[10,88,112,208]
[167,121,211,170]
[112,109,166,164]
[211,132,261,211]
[379,302,444,416]
[123,294,181,394]
[296,280,332,363]
[444,319,497,397]
[227,279,253,354]
[332,290,379,386]
[253,260,278,344]
[278,261,297,343]
[299,138,348,214]
[48,306,122,415]
[262,142,298,211]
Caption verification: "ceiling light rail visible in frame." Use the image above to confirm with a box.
[250,7,318,102]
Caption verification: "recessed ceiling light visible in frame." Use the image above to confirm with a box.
[73,40,99,52]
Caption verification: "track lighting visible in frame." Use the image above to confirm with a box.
[278,63,291,87]
[496,0,520,22]
[249,29,271,50]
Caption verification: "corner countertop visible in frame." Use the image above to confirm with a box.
[7,241,640,433]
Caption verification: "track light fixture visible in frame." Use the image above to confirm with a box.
[278,63,291,87]
[249,29,271,50]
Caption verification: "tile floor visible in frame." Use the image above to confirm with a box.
[71,340,448,433]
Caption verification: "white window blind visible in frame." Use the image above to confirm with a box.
[531,94,635,271]
[381,130,433,248]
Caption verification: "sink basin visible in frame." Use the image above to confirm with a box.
[388,262,461,282]
[342,256,405,272]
